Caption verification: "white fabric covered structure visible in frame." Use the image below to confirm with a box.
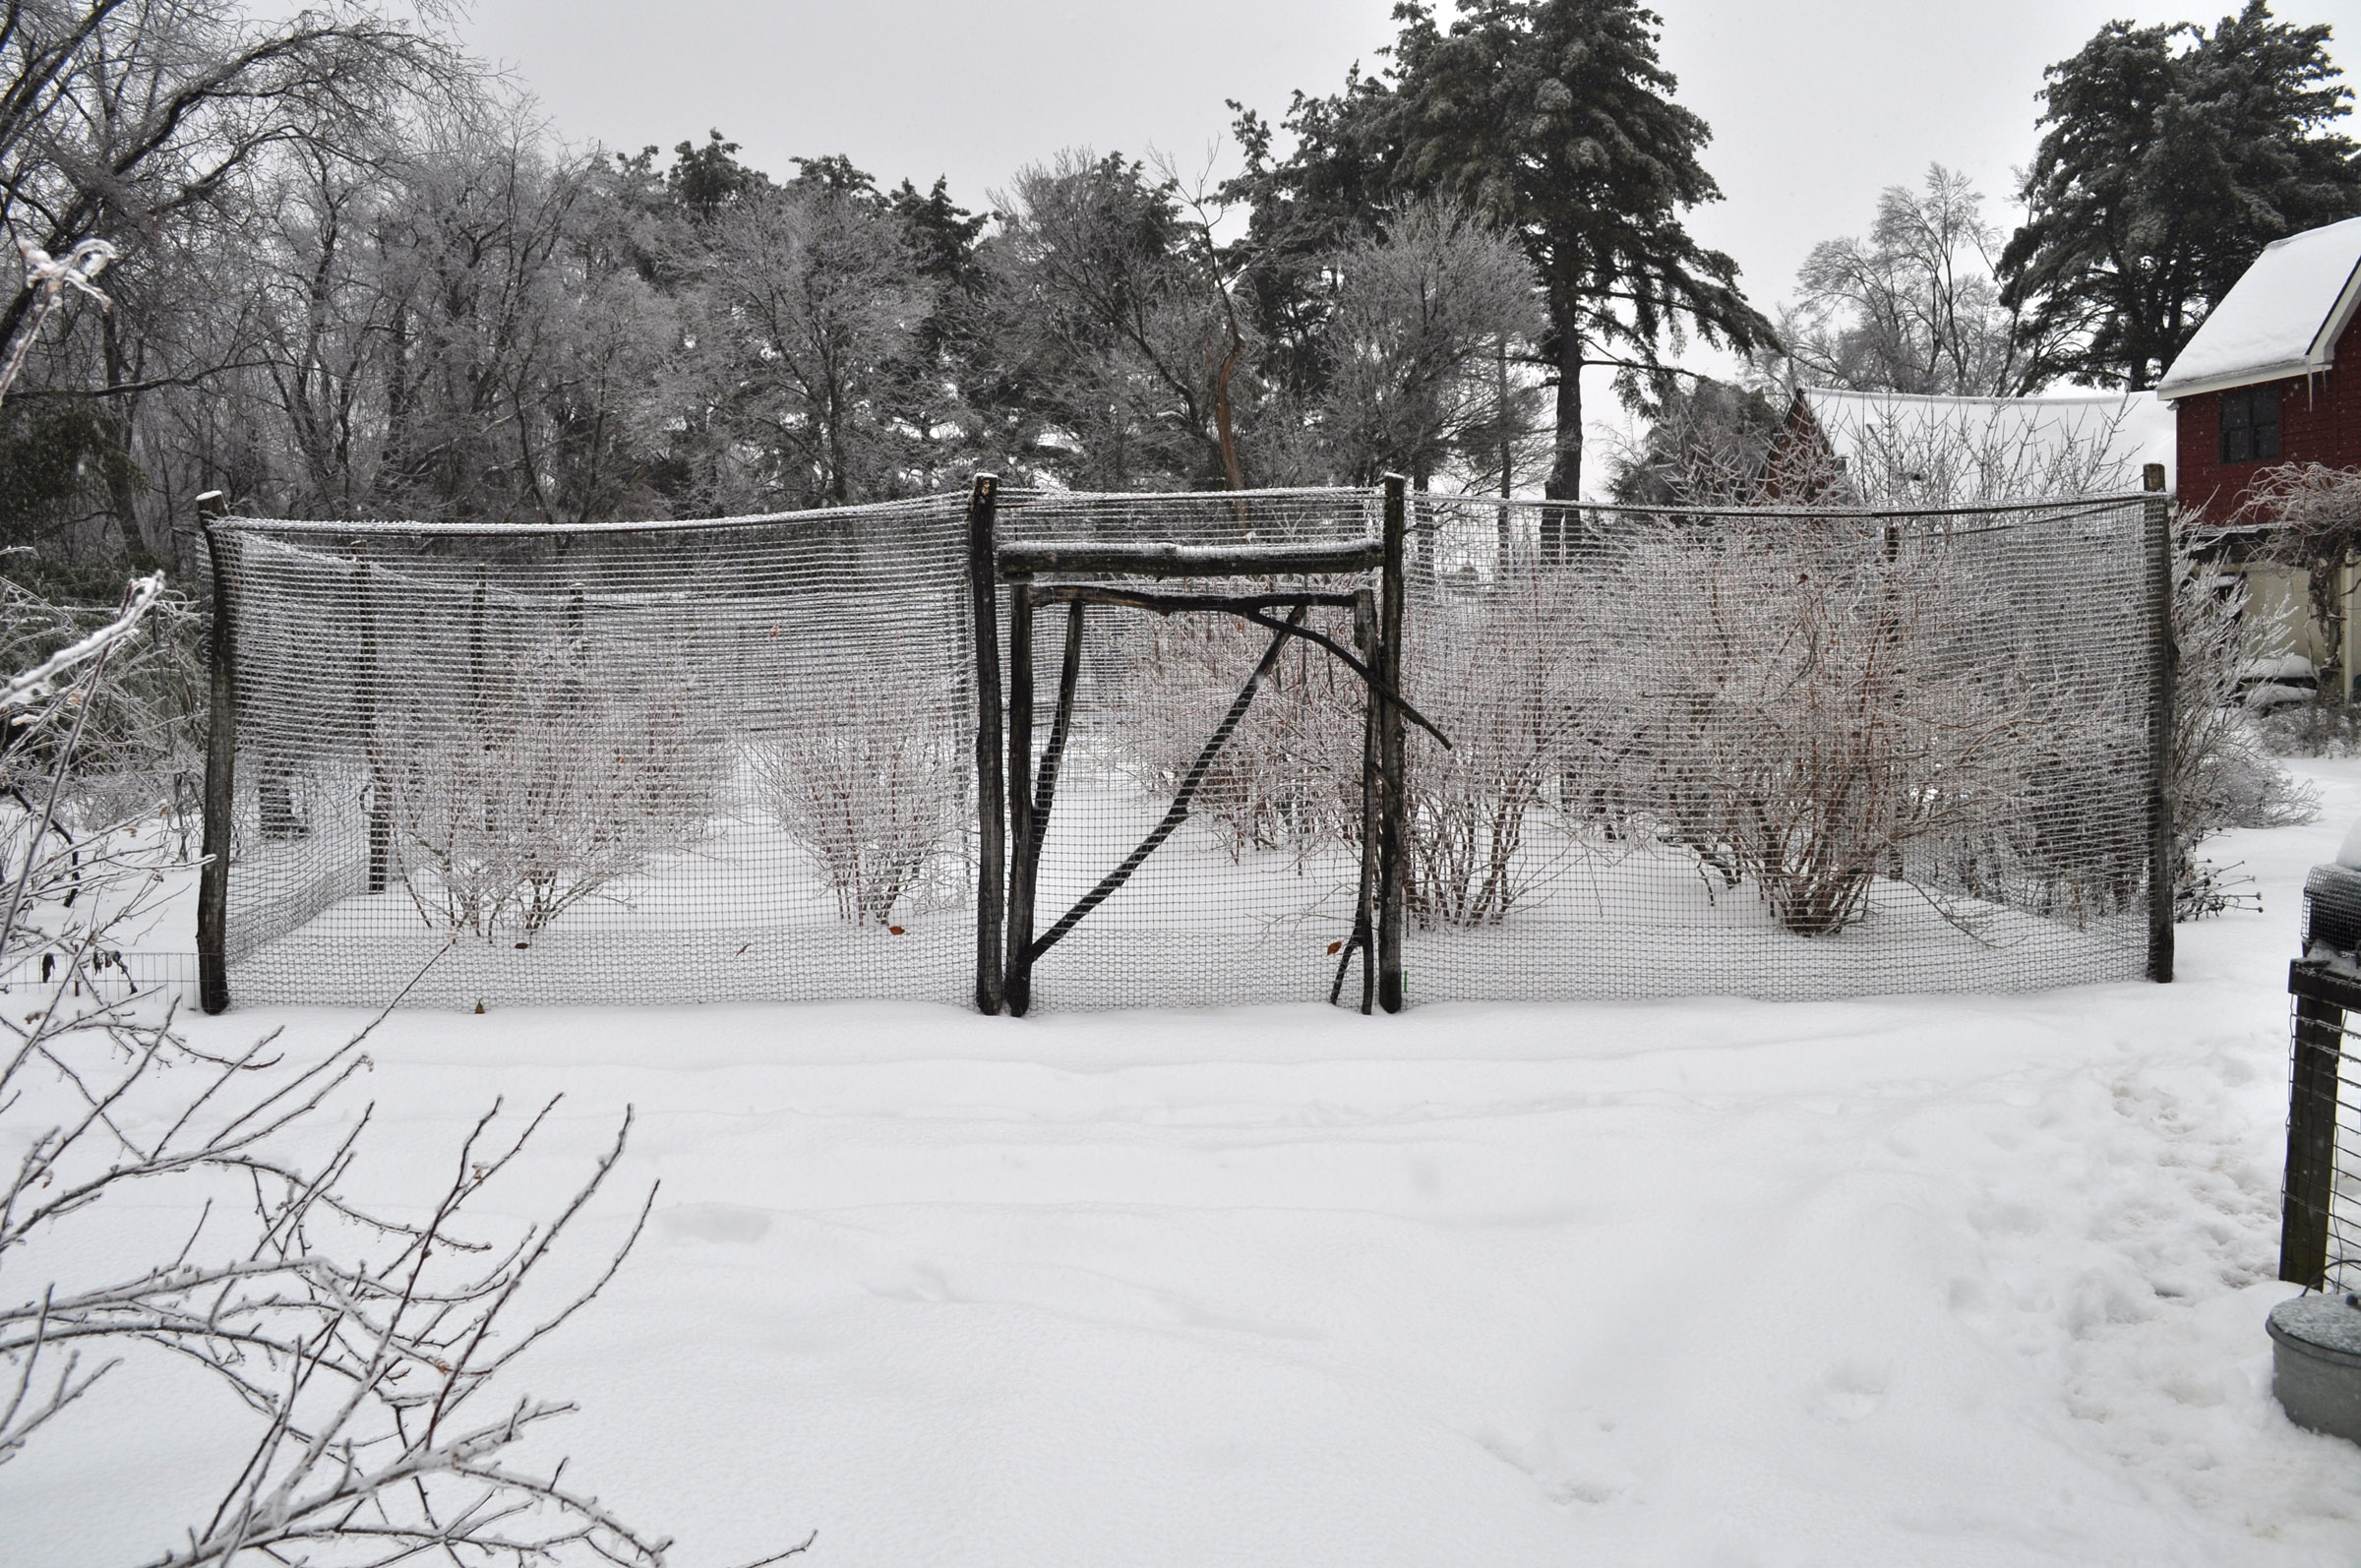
[1797,385,2174,499]
[2157,214,2361,398]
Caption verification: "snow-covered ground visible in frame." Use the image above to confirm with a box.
[13,765,2361,1565]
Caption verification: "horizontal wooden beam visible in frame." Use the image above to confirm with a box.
[997,539,1382,579]
[2291,959,2361,1013]
[1031,585,1363,613]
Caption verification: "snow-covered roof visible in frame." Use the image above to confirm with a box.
[2156,214,2361,399]
[1797,386,2172,501]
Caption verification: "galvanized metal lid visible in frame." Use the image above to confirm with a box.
[2269,1294,2361,1365]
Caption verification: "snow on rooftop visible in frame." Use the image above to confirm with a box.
[2158,214,2361,398]
[1799,385,2171,499]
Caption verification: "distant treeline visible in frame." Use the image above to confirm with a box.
[0,0,2351,571]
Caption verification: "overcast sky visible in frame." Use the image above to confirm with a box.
[466,0,2354,308]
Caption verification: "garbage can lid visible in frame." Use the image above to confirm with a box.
[2269,1293,2361,1365]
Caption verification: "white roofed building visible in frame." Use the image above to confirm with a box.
[2157,214,2361,695]
[1782,386,2172,507]
[2158,213,2361,525]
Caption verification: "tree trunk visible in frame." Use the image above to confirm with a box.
[1212,306,1246,493]
[1543,327,1583,563]
[1547,331,1583,502]
[98,310,144,557]
[1497,336,1513,558]
[1497,336,1513,500]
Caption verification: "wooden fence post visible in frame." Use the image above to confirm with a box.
[354,562,389,893]
[1003,577,1037,1017]
[195,491,235,1015]
[2283,976,2344,1289]
[966,476,1006,1015]
[1378,475,1408,1014]
[2145,461,2176,983]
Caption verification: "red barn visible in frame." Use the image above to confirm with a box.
[2159,214,2361,694]
[2159,213,2361,525]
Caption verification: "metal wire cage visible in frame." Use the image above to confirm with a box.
[194,481,2170,1013]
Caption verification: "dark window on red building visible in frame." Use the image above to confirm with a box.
[2220,386,2281,463]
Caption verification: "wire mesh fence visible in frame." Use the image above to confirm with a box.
[2282,981,2361,1295]
[202,484,2164,1011]
[1396,493,2159,1001]
[207,496,978,1007]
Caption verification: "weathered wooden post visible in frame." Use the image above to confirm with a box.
[1378,474,1408,1014]
[966,476,1006,1015]
[1003,574,1037,1017]
[195,491,235,1015]
[2273,868,2361,1439]
[354,562,389,894]
[2145,461,2176,983]
[2283,978,2345,1288]
[1353,587,1378,1014]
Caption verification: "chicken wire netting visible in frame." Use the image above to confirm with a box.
[2282,991,2361,1294]
[207,486,2161,1011]
[1395,494,2157,1001]
[210,496,977,1007]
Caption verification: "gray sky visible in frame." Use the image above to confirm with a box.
[466,0,2356,315]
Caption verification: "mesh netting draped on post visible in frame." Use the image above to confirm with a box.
[208,497,978,1007]
[1396,494,2158,1001]
[203,486,2163,1011]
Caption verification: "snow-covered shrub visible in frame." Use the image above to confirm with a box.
[1111,602,1363,865]
[745,669,968,925]
[384,632,720,941]
[2171,548,2317,911]
[1605,518,2091,938]
[2259,694,2361,758]
[1399,565,1605,928]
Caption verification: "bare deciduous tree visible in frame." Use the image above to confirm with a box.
[3,582,793,1565]
[1774,164,2042,397]
[696,183,938,510]
[1314,199,1544,490]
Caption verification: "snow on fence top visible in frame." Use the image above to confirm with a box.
[200,485,2166,1011]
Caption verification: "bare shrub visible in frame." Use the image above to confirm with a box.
[1606,518,2099,938]
[1111,603,1363,865]
[3,588,755,1566]
[745,670,968,925]
[384,630,720,942]
[2258,694,2361,758]
[2171,546,2318,909]
[1399,567,1606,928]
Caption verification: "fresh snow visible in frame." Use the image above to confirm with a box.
[12,767,2361,1565]
[2158,214,2361,397]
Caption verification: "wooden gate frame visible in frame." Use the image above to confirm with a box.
[968,475,1423,1017]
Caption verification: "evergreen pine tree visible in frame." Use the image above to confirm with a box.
[2000,1,2361,389]
[667,130,768,220]
[1233,0,1770,506]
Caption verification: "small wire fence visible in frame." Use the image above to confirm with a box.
[209,495,977,1008]
[205,485,2164,1011]
[2283,980,2361,1294]
[1398,493,2156,1000]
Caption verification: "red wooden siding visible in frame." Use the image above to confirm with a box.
[2178,309,2361,523]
